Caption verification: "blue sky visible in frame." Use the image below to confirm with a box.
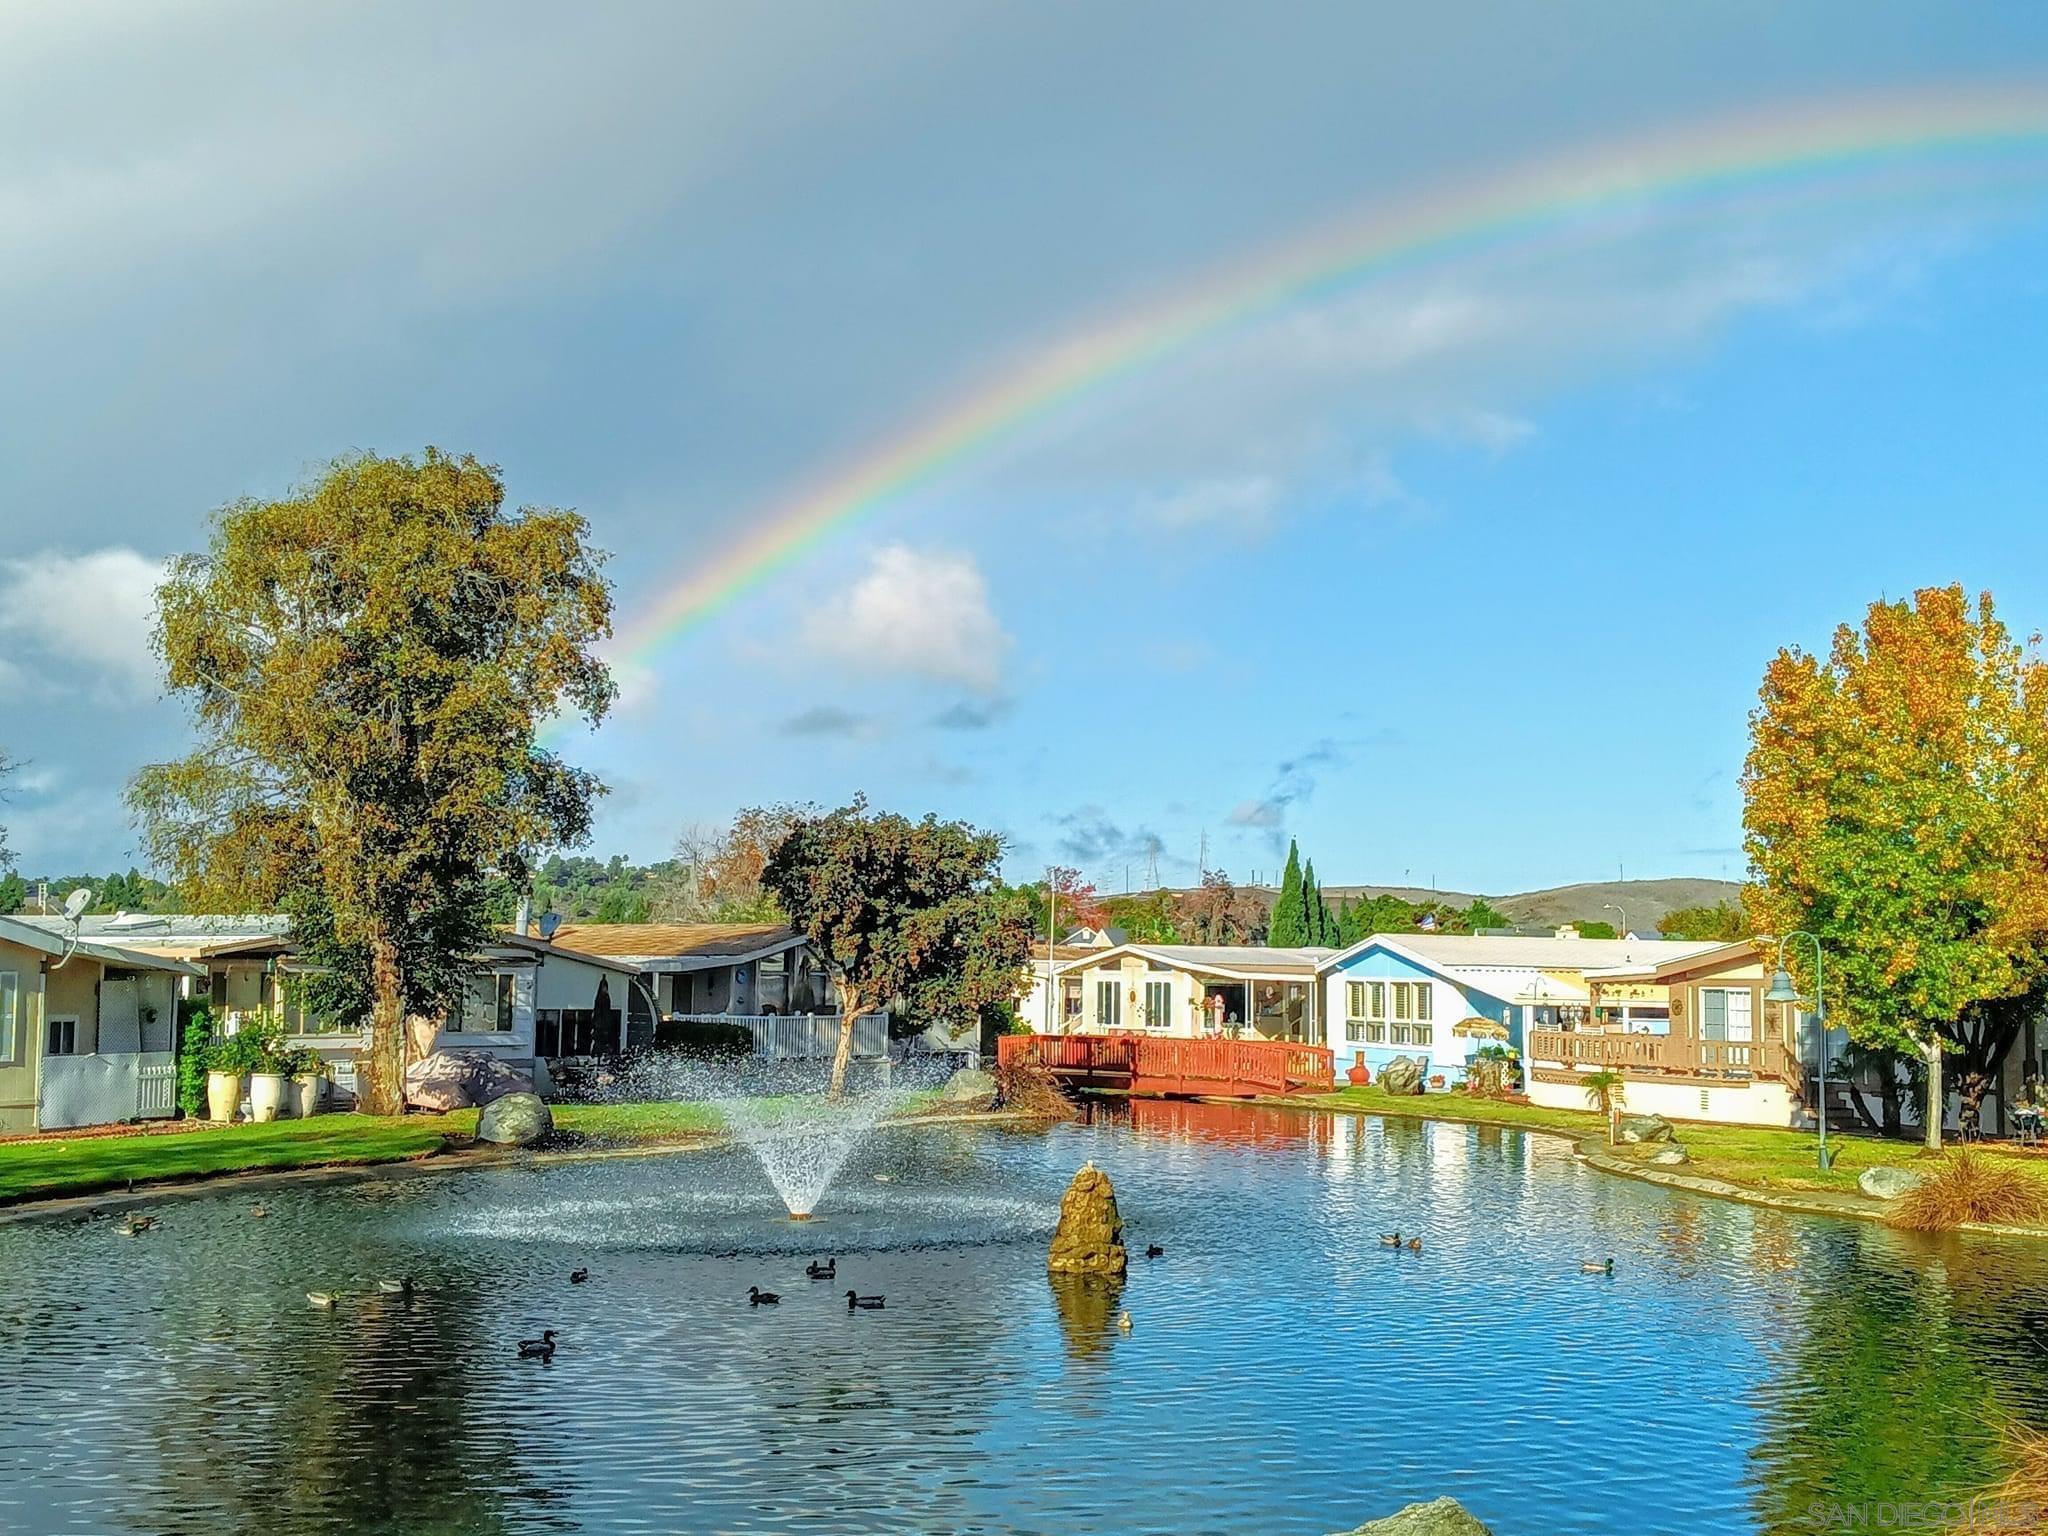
[5,1,2048,895]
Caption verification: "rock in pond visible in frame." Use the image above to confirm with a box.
[1645,1144,1690,1166]
[1859,1165,1925,1200]
[1047,1161,1127,1275]
[1617,1113,1677,1144]
[477,1092,554,1146]
[405,1050,535,1112]
[1334,1496,1495,1535]
[1378,1055,1428,1096]
[939,1067,998,1109]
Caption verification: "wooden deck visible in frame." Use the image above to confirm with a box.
[998,1032,1335,1098]
[1526,1028,1792,1084]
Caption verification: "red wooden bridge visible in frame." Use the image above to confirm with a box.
[997,1032,1335,1098]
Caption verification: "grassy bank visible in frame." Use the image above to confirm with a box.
[1298,1084,2048,1204]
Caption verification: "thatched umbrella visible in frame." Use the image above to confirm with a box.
[1451,1016,1511,1041]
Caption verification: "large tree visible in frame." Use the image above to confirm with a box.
[1268,841,1307,946]
[763,798,1032,1096]
[1743,585,2048,1148]
[130,450,614,1113]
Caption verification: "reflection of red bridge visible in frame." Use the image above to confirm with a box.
[997,1033,1335,1098]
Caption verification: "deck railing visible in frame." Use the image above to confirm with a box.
[1527,1028,1790,1083]
[998,1033,1334,1094]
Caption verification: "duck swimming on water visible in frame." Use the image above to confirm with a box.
[806,1258,836,1280]
[569,1268,589,1285]
[749,1286,781,1306]
[1580,1258,1615,1275]
[845,1291,884,1310]
[518,1330,558,1361]
[1379,1232,1402,1248]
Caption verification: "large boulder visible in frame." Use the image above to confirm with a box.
[405,1050,534,1112]
[1047,1161,1127,1275]
[477,1091,553,1146]
[1378,1055,1427,1096]
[1645,1144,1690,1166]
[1616,1113,1676,1144]
[1859,1165,1926,1200]
[1334,1497,1495,1535]
[939,1067,998,1110]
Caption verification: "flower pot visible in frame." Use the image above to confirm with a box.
[248,1071,289,1124]
[293,1073,328,1118]
[1346,1052,1371,1087]
[205,1070,244,1124]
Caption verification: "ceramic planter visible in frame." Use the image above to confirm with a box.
[205,1070,244,1124]
[1345,1052,1371,1087]
[248,1071,289,1123]
[293,1072,328,1118]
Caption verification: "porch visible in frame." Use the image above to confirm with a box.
[668,1012,889,1061]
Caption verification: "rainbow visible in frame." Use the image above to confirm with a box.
[596,83,2048,703]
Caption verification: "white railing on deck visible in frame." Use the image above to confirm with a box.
[669,1013,890,1061]
[37,1051,179,1131]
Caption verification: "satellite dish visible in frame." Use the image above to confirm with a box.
[538,912,562,941]
[61,888,91,922]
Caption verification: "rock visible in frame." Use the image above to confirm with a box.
[1617,1113,1676,1144]
[1859,1165,1925,1200]
[1047,1161,1127,1275]
[939,1067,998,1109]
[476,1091,553,1146]
[404,1050,534,1111]
[1646,1145,1689,1166]
[1378,1055,1427,1096]
[1333,1497,1495,1535]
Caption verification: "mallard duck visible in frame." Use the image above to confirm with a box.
[377,1277,416,1297]
[749,1286,780,1306]
[306,1291,337,1309]
[806,1258,836,1280]
[1580,1258,1615,1275]
[1144,1244,1164,1259]
[517,1329,557,1360]
[1378,1232,1402,1248]
[1116,1310,1133,1332]
[569,1268,589,1285]
[1406,1236,1422,1253]
[119,1214,156,1237]
[845,1291,884,1310]
[249,1204,269,1219]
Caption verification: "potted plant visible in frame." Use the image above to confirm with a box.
[204,1030,260,1124]
[290,1047,330,1118]
[246,1022,293,1123]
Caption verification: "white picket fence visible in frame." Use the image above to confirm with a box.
[671,1013,890,1061]
[37,1052,179,1131]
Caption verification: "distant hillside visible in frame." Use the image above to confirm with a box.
[1494,878,1743,933]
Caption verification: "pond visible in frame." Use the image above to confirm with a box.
[2,1100,2045,1535]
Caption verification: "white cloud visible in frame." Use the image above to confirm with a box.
[801,544,1011,696]
[1142,475,1282,536]
[0,547,165,699]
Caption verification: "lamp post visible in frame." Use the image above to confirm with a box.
[1603,902,1627,939]
[1764,932,1830,1170]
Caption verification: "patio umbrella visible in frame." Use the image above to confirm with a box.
[1451,1017,1511,1041]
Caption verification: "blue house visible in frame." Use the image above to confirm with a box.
[1319,936,1520,1087]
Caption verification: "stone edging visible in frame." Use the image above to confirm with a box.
[1244,1093,2048,1241]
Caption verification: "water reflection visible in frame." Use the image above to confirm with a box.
[2,1104,2047,1534]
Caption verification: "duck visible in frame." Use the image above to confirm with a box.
[1116,1310,1133,1333]
[377,1277,416,1297]
[1406,1236,1423,1253]
[249,1204,269,1219]
[1580,1258,1615,1275]
[1145,1244,1164,1259]
[517,1329,558,1361]
[845,1291,885,1310]
[749,1286,781,1306]
[119,1214,156,1237]
[873,1174,894,1183]
[1378,1232,1402,1248]
[569,1268,589,1285]
[806,1258,837,1280]
[306,1291,337,1309]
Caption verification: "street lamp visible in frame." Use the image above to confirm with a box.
[1603,902,1627,938]
[1764,932,1831,1170]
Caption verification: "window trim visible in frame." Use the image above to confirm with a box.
[0,970,17,1066]
[1143,980,1173,1032]
[451,971,519,1037]
[46,1014,80,1058]
[1095,978,1122,1029]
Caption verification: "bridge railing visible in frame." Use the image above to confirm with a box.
[998,1033,1334,1094]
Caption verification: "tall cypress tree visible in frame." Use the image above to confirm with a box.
[1270,840,1306,946]
[1302,858,1326,946]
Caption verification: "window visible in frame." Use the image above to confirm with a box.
[1414,986,1433,1022]
[0,972,15,1062]
[1144,981,1173,1031]
[453,973,515,1034]
[1700,987,1753,1043]
[1345,979,1387,1043]
[757,952,789,1015]
[1095,979,1121,1029]
[1393,983,1412,1022]
[47,1015,78,1056]
[1061,980,1083,1020]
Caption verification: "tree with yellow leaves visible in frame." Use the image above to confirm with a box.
[1743,585,2048,1149]
[130,450,614,1113]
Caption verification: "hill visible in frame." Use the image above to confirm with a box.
[1493,878,1743,933]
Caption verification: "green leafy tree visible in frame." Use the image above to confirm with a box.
[1744,586,2048,1148]
[594,881,651,924]
[1572,920,1619,939]
[129,449,615,1113]
[1269,841,1307,946]
[0,872,22,916]
[1656,901,1748,941]
[1102,889,1181,943]
[764,798,1032,1096]
[1460,897,1511,932]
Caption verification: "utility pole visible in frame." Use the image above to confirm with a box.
[1198,829,1208,880]
[1043,867,1056,1035]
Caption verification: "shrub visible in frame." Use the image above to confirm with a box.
[651,1017,754,1057]
[1950,1425,2048,1535]
[1888,1150,2048,1232]
[175,999,217,1119]
[204,1029,264,1076]
[993,1053,1078,1121]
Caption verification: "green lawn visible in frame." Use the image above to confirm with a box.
[1304,1084,2048,1204]
[549,1101,726,1141]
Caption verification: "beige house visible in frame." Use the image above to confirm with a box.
[1054,943,1333,1043]
[0,914,202,1135]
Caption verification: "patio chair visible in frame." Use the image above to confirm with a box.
[2013,1106,2043,1149]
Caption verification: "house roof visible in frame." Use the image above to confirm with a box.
[535,922,804,971]
[1056,942,1335,979]
[9,912,292,959]
[1582,939,1763,982]
[0,915,205,976]
[1327,931,1726,974]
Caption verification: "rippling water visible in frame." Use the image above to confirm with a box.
[2,1100,2045,1535]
